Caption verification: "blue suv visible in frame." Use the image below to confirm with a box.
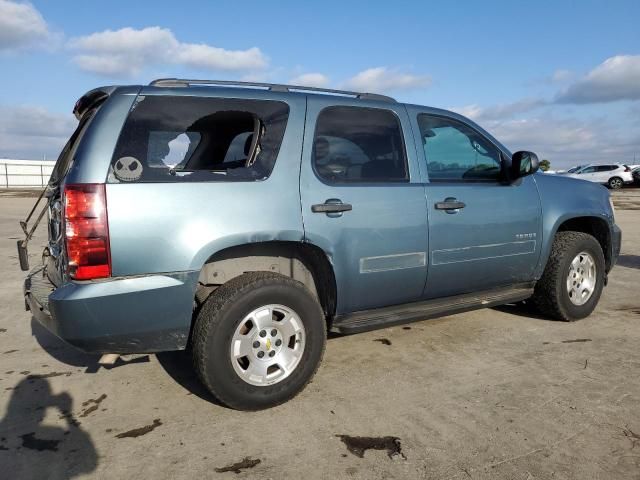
[20,79,621,410]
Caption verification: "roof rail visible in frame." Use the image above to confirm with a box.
[149,78,396,103]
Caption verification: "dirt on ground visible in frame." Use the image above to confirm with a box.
[0,195,639,479]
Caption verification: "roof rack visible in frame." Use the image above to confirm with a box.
[149,78,396,103]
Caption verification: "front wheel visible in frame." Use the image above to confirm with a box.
[532,231,605,321]
[608,177,623,189]
[192,272,326,410]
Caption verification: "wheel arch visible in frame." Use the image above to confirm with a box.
[548,215,613,272]
[195,241,337,320]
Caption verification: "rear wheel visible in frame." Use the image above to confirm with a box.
[192,272,326,410]
[608,177,623,189]
[532,231,605,321]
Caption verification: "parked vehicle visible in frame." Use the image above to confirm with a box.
[556,164,588,175]
[564,163,634,189]
[633,166,640,185]
[20,79,622,410]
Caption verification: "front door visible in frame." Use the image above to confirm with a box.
[407,108,542,299]
[300,98,428,314]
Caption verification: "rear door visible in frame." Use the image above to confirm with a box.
[577,166,597,182]
[593,165,611,183]
[407,108,542,299]
[300,97,428,314]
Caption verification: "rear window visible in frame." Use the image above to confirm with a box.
[109,96,289,183]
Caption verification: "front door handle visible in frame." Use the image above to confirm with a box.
[435,198,466,212]
[312,199,352,215]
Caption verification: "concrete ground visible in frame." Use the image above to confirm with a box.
[0,193,639,480]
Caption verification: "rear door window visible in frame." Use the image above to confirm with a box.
[109,96,289,183]
[312,106,408,183]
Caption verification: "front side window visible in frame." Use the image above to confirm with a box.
[109,96,289,182]
[417,114,502,182]
[313,106,408,183]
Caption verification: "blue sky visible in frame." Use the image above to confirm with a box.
[1,0,639,167]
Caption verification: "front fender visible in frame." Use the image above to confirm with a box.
[533,174,615,278]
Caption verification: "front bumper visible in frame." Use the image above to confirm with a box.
[24,267,198,354]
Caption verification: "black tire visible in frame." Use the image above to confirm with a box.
[608,177,623,189]
[532,231,605,321]
[192,272,326,410]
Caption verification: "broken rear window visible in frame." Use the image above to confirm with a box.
[109,95,289,183]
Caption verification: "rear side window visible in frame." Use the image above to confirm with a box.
[312,106,408,183]
[109,96,289,182]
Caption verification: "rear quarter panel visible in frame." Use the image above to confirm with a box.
[106,88,307,277]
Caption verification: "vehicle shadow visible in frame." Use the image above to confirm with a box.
[0,377,98,479]
[155,350,222,406]
[30,318,150,373]
[493,301,552,321]
[617,254,640,270]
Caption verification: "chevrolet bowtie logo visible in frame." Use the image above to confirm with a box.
[266,338,272,350]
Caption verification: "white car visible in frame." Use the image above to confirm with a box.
[565,164,634,189]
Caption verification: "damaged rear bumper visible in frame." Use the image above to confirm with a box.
[24,267,198,354]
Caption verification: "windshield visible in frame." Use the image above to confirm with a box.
[567,165,585,173]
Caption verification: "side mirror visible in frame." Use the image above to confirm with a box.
[510,151,539,180]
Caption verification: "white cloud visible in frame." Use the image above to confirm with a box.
[550,69,573,83]
[452,99,546,123]
[0,0,51,51]
[477,113,638,168]
[0,105,75,159]
[289,73,330,88]
[556,55,640,103]
[453,95,638,167]
[176,44,265,71]
[68,26,268,77]
[342,67,431,93]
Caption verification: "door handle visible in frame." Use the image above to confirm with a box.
[311,199,352,214]
[435,198,466,212]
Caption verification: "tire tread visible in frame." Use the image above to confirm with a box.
[532,231,601,321]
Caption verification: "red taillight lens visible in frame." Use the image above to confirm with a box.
[64,184,111,280]
[624,166,631,172]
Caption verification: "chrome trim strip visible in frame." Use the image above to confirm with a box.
[432,240,536,265]
[360,252,427,273]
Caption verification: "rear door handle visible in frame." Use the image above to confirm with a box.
[435,198,466,212]
[312,199,352,215]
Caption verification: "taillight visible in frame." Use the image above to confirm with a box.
[624,166,631,172]
[63,183,111,280]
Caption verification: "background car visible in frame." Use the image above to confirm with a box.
[565,163,634,189]
[632,166,640,186]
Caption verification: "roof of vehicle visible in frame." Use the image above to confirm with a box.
[73,78,514,157]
